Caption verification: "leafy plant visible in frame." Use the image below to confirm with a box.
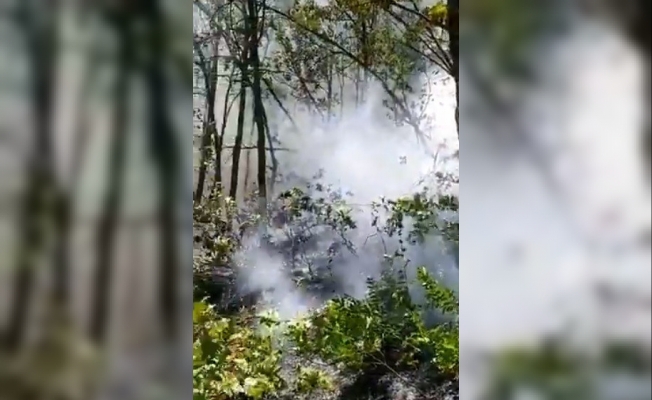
[192,189,460,398]
[193,301,285,400]
[294,366,335,394]
[283,191,459,381]
[286,265,458,379]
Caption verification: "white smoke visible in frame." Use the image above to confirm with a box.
[460,15,651,400]
[229,74,459,320]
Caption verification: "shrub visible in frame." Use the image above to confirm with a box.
[193,301,284,400]
[193,264,458,399]
[192,187,459,399]
[287,265,458,379]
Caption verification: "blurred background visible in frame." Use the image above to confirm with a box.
[0,0,649,399]
[0,0,192,399]
[461,0,651,399]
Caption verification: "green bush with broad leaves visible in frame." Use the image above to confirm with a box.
[192,188,459,399]
[193,301,285,400]
[286,264,458,378]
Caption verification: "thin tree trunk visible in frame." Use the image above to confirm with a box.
[243,121,254,195]
[263,110,278,195]
[446,0,459,135]
[642,62,650,179]
[326,53,333,121]
[227,9,252,202]
[247,0,268,214]
[360,20,368,102]
[228,63,248,200]
[211,71,237,196]
[194,40,219,204]
[339,73,345,117]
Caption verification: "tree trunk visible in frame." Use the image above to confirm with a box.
[145,0,180,344]
[326,53,333,121]
[247,0,268,214]
[244,120,255,195]
[447,0,459,135]
[641,61,650,179]
[263,108,278,195]
[194,40,219,204]
[3,0,57,352]
[90,13,131,344]
[227,4,254,202]
[229,61,248,201]
[211,72,236,196]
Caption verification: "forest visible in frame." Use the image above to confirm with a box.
[190,0,652,398]
[0,1,648,399]
[192,0,460,399]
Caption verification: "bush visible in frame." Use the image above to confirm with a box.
[193,264,458,399]
[192,187,459,399]
[193,301,284,399]
[287,265,458,378]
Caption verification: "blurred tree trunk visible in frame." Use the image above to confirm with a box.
[145,0,179,342]
[447,0,459,134]
[90,11,131,344]
[643,64,650,178]
[3,0,58,352]
[58,28,100,315]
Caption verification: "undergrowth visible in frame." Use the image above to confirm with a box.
[193,185,459,400]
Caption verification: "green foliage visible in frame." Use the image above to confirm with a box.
[193,301,285,400]
[192,267,458,399]
[483,337,652,400]
[485,342,591,400]
[294,366,335,394]
[266,0,438,109]
[374,191,458,246]
[277,185,356,231]
[193,191,240,304]
[287,266,459,378]
[192,188,459,398]
[193,0,460,395]
[193,192,239,270]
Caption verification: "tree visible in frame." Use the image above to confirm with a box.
[193,0,458,210]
